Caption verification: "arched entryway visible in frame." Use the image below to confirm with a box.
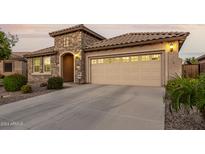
[62,53,74,82]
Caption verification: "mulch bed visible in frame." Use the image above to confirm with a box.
[0,84,67,106]
[165,99,205,130]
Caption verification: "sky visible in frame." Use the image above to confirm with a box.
[0,24,205,59]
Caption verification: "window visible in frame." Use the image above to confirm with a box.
[151,54,160,61]
[91,59,97,64]
[104,58,112,64]
[33,57,41,73]
[122,57,130,63]
[4,62,12,72]
[110,58,116,63]
[114,57,121,63]
[98,59,104,64]
[43,57,51,72]
[141,55,150,61]
[131,56,138,62]
[63,37,69,47]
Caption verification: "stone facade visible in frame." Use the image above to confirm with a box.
[27,31,102,83]
[27,55,57,83]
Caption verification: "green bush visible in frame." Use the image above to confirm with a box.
[3,74,27,91]
[166,74,205,112]
[47,77,63,89]
[21,85,32,94]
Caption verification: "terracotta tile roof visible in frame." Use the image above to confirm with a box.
[85,32,190,51]
[49,24,105,40]
[24,46,56,58]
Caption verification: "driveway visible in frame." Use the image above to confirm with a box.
[0,84,165,130]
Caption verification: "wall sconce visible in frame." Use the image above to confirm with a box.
[170,43,174,52]
[75,52,81,60]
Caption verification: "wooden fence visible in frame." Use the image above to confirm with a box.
[182,64,199,78]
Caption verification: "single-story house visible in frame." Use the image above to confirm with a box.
[0,52,28,76]
[197,54,205,73]
[25,24,189,86]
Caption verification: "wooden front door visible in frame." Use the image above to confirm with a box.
[63,54,74,82]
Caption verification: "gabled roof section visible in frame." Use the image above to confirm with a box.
[49,24,105,40]
[24,46,56,58]
[85,32,190,51]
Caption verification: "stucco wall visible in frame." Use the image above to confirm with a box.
[85,41,181,85]
[0,60,26,76]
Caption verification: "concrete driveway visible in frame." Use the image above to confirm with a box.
[0,84,165,130]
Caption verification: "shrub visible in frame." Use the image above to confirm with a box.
[3,74,27,91]
[195,74,205,112]
[166,74,205,113]
[47,77,63,89]
[21,85,32,94]
[40,82,47,87]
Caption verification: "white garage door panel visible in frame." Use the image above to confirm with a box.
[91,54,161,86]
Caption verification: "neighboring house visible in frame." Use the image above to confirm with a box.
[197,54,205,73]
[25,24,189,86]
[0,52,28,76]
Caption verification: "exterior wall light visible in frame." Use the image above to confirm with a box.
[75,53,81,60]
[170,43,174,52]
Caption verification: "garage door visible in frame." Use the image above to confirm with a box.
[90,54,161,86]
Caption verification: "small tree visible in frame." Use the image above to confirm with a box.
[0,29,18,60]
[184,57,199,65]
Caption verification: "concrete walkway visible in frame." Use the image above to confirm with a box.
[0,84,165,130]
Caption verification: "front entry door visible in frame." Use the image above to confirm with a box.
[63,54,74,82]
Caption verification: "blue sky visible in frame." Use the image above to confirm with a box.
[1,24,205,59]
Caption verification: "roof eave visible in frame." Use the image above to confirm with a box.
[5,58,26,61]
[197,55,205,61]
[24,51,57,58]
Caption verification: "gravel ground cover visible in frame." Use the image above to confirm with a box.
[0,83,74,106]
[165,100,205,130]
